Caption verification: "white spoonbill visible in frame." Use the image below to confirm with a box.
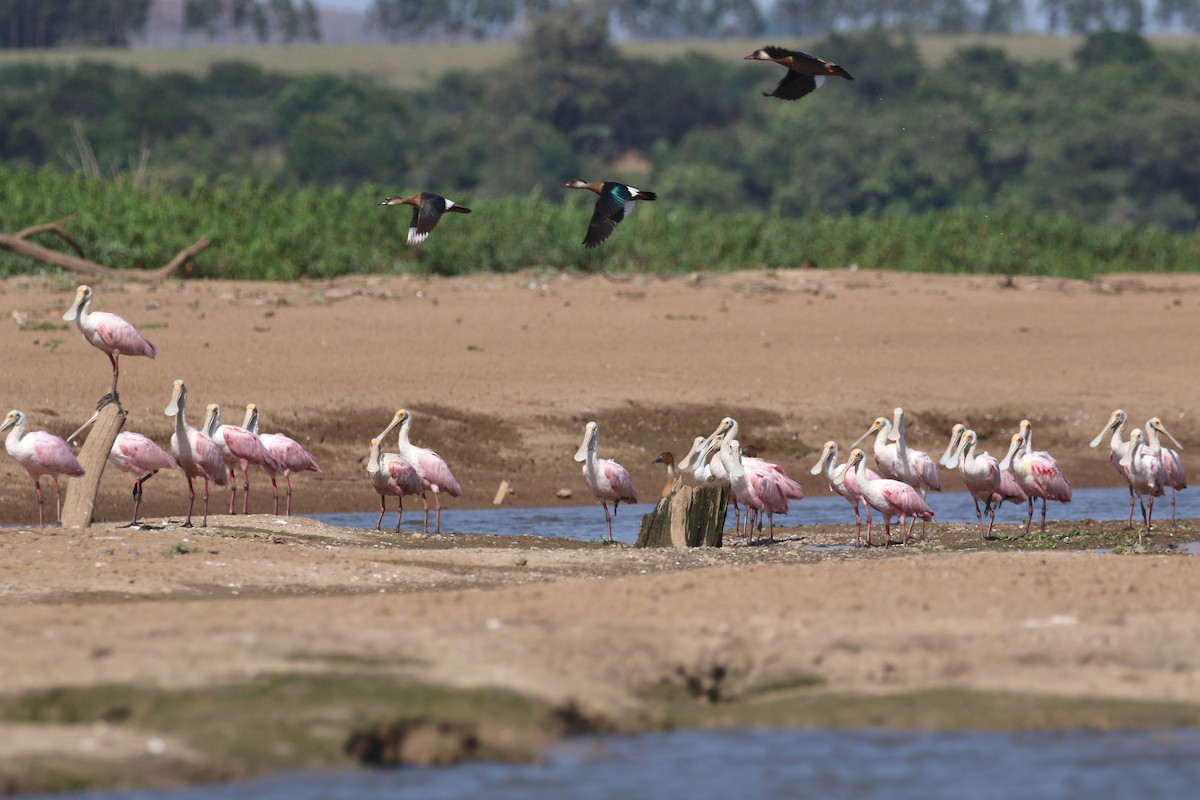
[164,379,226,527]
[204,403,281,515]
[1144,417,1186,526]
[836,447,933,547]
[70,411,179,526]
[1,410,85,527]
[380,409,463,534]
[1089,409,1137,529]
[574,421,638,543]
[1120,428,1164,547]
[367,436,423,532]
[243,404,321,516]
[62,285,157,403]
[998,420,1072,536]
[810,440,876,548]
[676,436,712,482]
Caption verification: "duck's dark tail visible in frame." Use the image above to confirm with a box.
[636,191,657,202]
[448,205,472,214]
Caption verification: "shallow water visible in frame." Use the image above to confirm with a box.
[36,728,1200,800]
[311,486,1197,544]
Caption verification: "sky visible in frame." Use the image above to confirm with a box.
[319,0,373,9]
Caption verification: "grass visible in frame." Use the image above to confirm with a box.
[3,36,1199,88]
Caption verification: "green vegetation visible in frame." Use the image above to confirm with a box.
[1,15,1199,279]
[2,166,1196,279]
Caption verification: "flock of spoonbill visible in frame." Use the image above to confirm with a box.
[0,286,1189,547]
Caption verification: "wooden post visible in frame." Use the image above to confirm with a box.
[636,481,728,548]
[61,402,126,529]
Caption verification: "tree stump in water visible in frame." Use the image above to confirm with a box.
[636,481,728,548]
[61,401,126,529]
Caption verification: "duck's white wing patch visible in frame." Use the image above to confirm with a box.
[407,227,429,246]
[814,75,826,90]
[444,198,456,210]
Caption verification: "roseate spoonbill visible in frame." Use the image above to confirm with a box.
[367,436,423,532]
[62,285,157,403]
[998,421,1072,536]
[203,403,281,515]
[652,452,681,498]
[1144,417,1186,526]
[573,421,638,543]
[706,417,803,535]
[852,409,941,496]
[380,192,471,246]
[242,404,320,516]
[1,409,85,527]
[721,437,788,544]
[945,428,1020,541]
[562,180,657,248]
[379,409,463,534]
[1089,409,1137,529]
[836,448,933,547]
[1120,428,1164,547]
[810,440,876,548]
[70,411,179,526]
[164,379,226,528]
[744,46,854,101]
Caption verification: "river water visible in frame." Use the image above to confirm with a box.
[312,486,1197,544]
[34,727,1200,800]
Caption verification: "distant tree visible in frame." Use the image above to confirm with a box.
[1047,0,1144,33]
[182,0,320,43]
[1154,0,1200,30]
[1074,29,1155,68]
[979,0,1024,32]
[614,0,764,38]
[0,0,151,48]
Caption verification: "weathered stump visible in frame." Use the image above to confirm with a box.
[636,481,729,548]
[61,401,126,529]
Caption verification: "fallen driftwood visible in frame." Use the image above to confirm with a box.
[0,215,210,282]
[61,400,126,529]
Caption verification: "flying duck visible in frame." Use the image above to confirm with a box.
[744,46,854,101]
[380,192,471,246]
[562,180,657,248]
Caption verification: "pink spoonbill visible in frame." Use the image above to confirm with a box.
[574,421,638,543]
[998,420,1072,536]
[367,435,423,532]
[243,404,320,516]
[1144,417,1186,526]
[836,447,933,547]
[204,403,282,515]
[62,285,157,404]
[380,409,463,534]
[945,427,1025,540]
[810,440,876,548]
[1,409,85,527]
[719,437,789,543]
[70,411,179,526]
[164,379,227,527]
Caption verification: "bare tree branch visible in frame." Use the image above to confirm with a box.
[0,217,210,283]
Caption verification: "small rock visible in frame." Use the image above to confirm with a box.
[556,488,573,499]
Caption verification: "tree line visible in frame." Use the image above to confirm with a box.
[1,9,1198,236]
[3,0,1200,49]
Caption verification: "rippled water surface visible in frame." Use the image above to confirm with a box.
[38,728,1200,800]
[312,486,1198,544]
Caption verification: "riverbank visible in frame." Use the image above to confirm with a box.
[1,515,1199,794]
